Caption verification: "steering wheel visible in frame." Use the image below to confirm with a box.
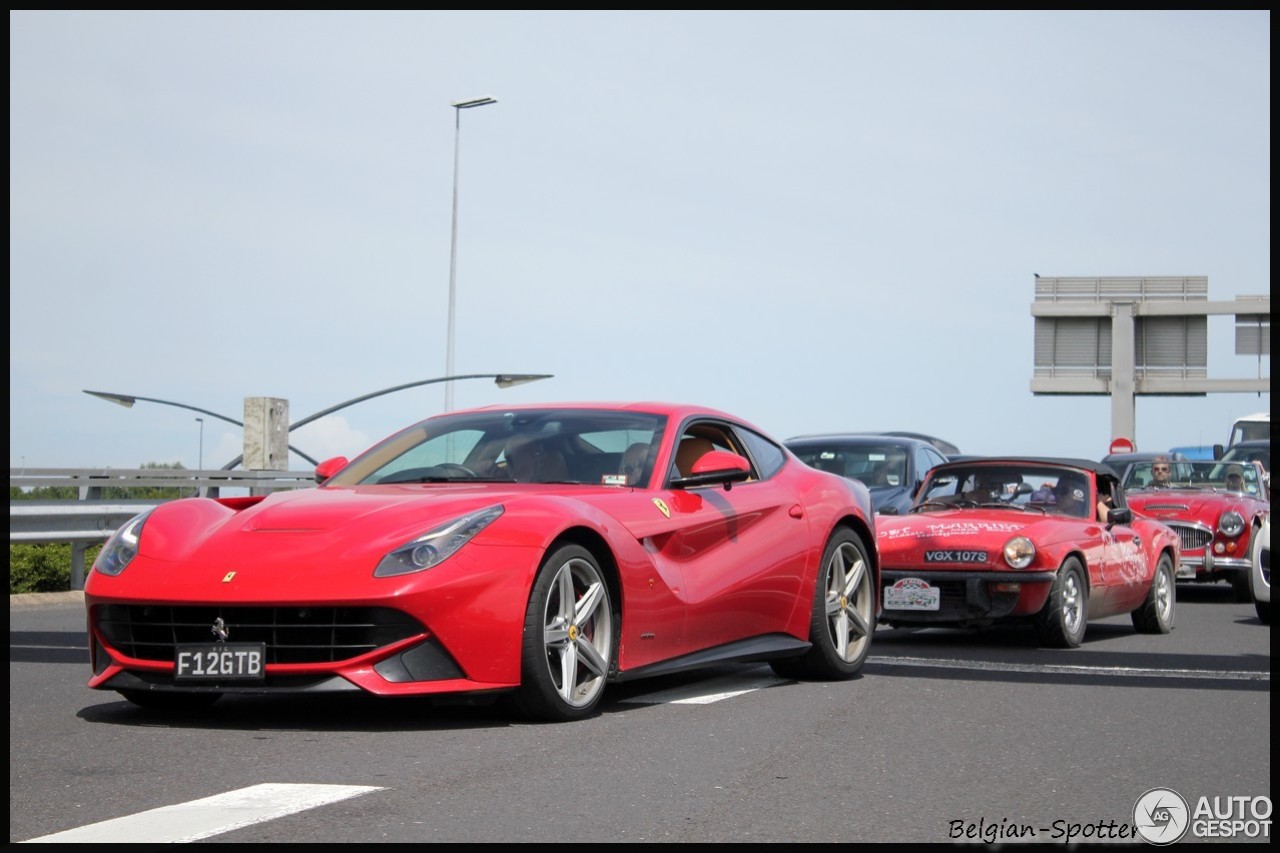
[435,463,478,478]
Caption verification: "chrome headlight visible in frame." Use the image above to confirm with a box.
[374,504,504,578]
[91,510,152,577]
[1003,536,1036,569]
[1218,511,1245,537]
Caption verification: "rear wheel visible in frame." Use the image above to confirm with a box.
[770,528,874,679]
[1132,553,1176,634]
[1036,558,1088,648]
[512,544,615,722]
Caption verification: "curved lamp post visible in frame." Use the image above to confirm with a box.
[85,372,551,470]
[195,417,204,470]
[445,95,497,413]
[84,389,320,467]
[218,372,551,470]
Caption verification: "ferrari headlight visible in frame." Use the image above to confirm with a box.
[91,510,151,577]
[1003,536,1036,569]
[1218,511,1245,537]
[374,504,504,578]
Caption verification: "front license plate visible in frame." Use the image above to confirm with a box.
[884,579,941,611]
[925,549,988,564]
[175,643,265,681]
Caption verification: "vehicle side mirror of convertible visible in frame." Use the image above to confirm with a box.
[1107,507,1133,526]
[672,450,751,491]
[315,456,349,485]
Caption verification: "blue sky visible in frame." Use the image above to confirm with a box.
[9,11,1270,471]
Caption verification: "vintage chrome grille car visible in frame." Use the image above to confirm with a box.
[1122,459,1270,602]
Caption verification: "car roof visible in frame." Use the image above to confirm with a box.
[1101,451,1187,465]
[455,401,748,424]
[874,432,961,456]
[784,432,944,451]
[934,456,1121,479]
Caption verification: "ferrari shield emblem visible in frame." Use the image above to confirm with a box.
[652,498,670,518]
[222,571,237,583]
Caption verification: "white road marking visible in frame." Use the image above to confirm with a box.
[19,658,1263,842]
[870,655,1270,681]
[620,654,1268,708]
[22,783,383,843]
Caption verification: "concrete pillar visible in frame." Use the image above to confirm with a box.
[1109,302,1137,447]
[243,397,289,471]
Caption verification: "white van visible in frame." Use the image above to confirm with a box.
[1229,412,1270,447]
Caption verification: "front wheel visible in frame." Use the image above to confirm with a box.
[770,528,874,680]
[512,544,616,722]
[1132,553,1176,634]
[1036,558,1088,648]
[1250,528,1271,625]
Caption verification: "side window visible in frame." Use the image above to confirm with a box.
[917,448,945,482]
[922,472,961,502]
[1101,476,1124,510]
[735,427,785,479]
[668,421,752,484]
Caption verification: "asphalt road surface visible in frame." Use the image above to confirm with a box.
[10,584,1270,844]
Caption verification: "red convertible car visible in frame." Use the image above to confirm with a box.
[84,403,880,722]
[1121,459,1270,602]
[876,458,1180,647]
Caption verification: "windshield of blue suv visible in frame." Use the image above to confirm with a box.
[789,444,909,487]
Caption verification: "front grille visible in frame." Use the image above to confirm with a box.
[95,605,423,665]
[1164,521,1212,552]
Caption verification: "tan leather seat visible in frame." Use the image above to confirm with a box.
[506,438,568,482]
[675,437,716,477]
[539,449,568,481]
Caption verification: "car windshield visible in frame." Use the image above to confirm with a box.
[324,408,667,487]
[1122,459,1263,496]
[914,463,1094,518]
[1219,444,1270,473]
[790,444,908,487]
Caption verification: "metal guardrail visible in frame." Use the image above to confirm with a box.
[10,468,316,589]
[10,501,162,543]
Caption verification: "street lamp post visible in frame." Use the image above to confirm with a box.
[84,390,319,466]
[445,95,497,413]
[84,372,550,470]
[195,417,204,470]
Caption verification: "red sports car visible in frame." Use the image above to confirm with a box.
[1121,458,1270,602]
[876,458,1180,647]
[84,403,880,722]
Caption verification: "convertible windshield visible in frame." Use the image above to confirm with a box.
[1123,459,1263,496]
[325,409,667,487]
[915,464,1095,518]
